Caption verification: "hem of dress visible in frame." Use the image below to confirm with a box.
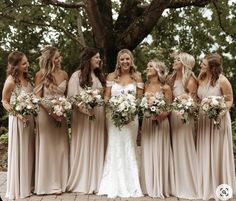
[97,192,143,198]
[34,189,66,195]
[5,192,33,200]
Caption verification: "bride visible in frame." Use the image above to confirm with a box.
[98,49,144,198]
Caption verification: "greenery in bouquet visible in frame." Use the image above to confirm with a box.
[171,95,198,124]
[200,95,228,129]
[108,91,138,129]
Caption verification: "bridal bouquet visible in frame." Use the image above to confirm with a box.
[139,93,169,118]
[200,95,227,129]
[42,96,72,126]
[171,95,198,124]
[70,87,104,119]
[108,91,138,129]
[11,91,41,117]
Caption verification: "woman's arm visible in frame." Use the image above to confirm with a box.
[136,74,144,98]
[1,76,15,113]
[220,75,233,109]
[104,73,115,104]
[186,76,198,102]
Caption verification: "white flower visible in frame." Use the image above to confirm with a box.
[150,106,156,112]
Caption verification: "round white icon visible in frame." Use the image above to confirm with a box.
[216,184,233,200]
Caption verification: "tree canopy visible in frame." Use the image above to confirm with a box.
[0,0,236,124]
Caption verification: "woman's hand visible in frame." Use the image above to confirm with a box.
[152,112,168,122]
[79,107,95,117]
[17,114,30,127]
[49,112,63,122]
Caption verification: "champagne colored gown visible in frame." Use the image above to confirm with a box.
[6,83,35,200]
[197,75,236,200]
[170,80,198,199]
[34,81,69,194]
[66,71,106,193]
[140,91,175,198]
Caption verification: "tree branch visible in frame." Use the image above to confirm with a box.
[212,1,236,40]
[168,0,213,8]
[41,0,85,8]
[140,0,213,9]
[76,11,86,47]
[118,0,172,50]
[0,13,84,47]
[84,0,106,48]
[114,0,144,33]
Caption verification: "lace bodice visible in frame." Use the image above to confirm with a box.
[111,82,137,97]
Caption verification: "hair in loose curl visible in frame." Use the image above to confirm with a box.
[78,47,106,88]
[199,53,223,86]
[38,46,59,88]
[7,51,29,84]
[113,49,139,81]
[147,59,167,85]
[168,52,197,92]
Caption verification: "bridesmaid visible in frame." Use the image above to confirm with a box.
[66,47,106,193]
[197,53,236,200]
[167,52,199,199]
[34,46,69,195]
[2,51,34,199]
[141,59,174,198]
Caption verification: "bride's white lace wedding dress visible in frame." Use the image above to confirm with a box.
[98,82,143,198]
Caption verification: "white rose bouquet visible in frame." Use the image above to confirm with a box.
[42,96,72,127]
[11,91,41,117]
[70,87,104,119]
[139,93,169,119]
[200,95,227,129]
[108,91,138,129]
[171,95,198,124]
[11,91,41,127]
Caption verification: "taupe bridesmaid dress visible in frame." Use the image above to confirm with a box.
[197,74,236,200]
[66,71,106,194]
[34,80,69,194]
[141,91,175,198]
[170,80,198,199]
[6,83,35,200]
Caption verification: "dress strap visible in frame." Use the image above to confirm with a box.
[137,82,144,89]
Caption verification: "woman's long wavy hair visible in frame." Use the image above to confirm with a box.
[7,51,29,84]
[78,47,106,88]
[114,49,139,81]
[168,52,197,92]
[198,53,223,86]
[38,46,59,88]
[147,59,167,85]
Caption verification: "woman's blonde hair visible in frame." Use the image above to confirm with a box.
[148,59,167,85]
[114,49,139,81]
[168,52,197,91]
[38,45,59,88]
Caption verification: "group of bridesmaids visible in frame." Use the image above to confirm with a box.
[1,46,235,200]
